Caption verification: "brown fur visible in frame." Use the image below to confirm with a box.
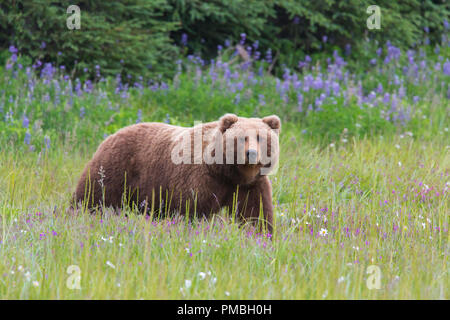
[73,114,281,232]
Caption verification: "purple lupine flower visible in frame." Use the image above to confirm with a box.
[313,77,323,90]
[240,33,246,45]
[41,41,46,49]
[181,33,188,46]
[322,35,328,43]
[22,115,29,128]
[293,16,300,24]
[44,136,51,150]
[443,60,450,76]
[331,82,340,96]
[370,58,377,65]
[434,62,441,72]
[24,132,31,145]
[265,49,272,63]
[345,43,351,55]
[297,93,303,112]
[434,45,440,55]
[258,94,265,106]
[136,109,142,123]
[9,45,18,53]
[376,83,383,94]
[233,93,240,105]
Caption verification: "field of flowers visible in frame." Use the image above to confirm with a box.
[0,27,448,299]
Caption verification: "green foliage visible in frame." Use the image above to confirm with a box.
[0,0,179,79]
[1,0,448,79]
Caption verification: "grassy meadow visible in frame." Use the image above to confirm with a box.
[0,35,449,299]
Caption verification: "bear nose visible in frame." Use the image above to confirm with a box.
[246,149,258,164]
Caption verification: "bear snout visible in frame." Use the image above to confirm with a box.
[246,149,258,164]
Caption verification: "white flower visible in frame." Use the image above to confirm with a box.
[395,144,401,149]
[337,276,345,283]
[106,261,116,269]
[341,138,348,143]
[198,272,206,280]
[32,281,39,287]
[24,271,31,280]
[421,223,426,229]
[18,265,24,272]
[329,143,335,148]
[210,277,217,285]
[352,246,359,251]
[185,279,192,289]
[319,228,328,237]
[225,291,230,296]
[185,248,190,253]
[398,161,402,167]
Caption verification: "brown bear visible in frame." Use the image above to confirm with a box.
[73,113,280,232]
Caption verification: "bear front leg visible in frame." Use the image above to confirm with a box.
[234,177,274,234]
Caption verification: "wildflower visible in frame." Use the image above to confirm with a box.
[443,60,450,76]
[32,281,39,287]
[225,291,230,296]
[319,228,328,237]
[185,279,192,289]
[106,261,116,269]
[24,132,31,145]
[198,272,206,280]
[337,276,345,283]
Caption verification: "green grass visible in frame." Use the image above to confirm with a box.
[0,132,448,299]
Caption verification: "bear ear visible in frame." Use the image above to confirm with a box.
[263,115,281,132]
[219,113,238,132]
